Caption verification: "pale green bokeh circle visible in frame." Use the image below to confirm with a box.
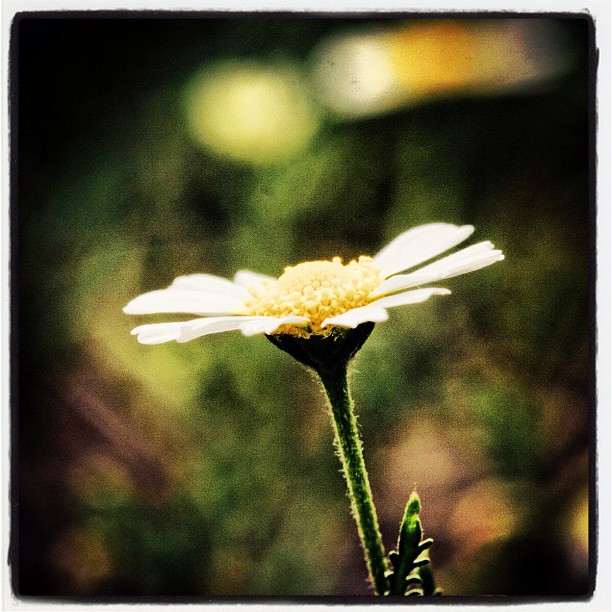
[184,61,321,165]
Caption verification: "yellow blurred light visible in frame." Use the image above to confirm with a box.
[184,61,321,165]
[311,20,569,118]
[68,453,134,507]
[52,526,112,592]
[311,30,405,117]
[72,243,203,413]
[568,489,589,557]
[448,478,519,551]
[388,22,477,95]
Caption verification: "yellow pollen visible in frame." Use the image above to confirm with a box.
[244,256,385,337]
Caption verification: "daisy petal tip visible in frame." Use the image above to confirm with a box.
[135,336,156,345]
[123,303,138,315]
[320,319,334,329]
[135,333,173,345]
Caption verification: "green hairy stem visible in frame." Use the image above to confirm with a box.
[317,362,389,596]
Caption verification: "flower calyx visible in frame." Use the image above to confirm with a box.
[266,322,375,370]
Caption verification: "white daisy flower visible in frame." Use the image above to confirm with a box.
[124,223,504,345]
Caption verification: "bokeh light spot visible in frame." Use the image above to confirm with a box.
[52,526,112,592]
[310,30,404,117]
[311,20,571,118]
[184,61,321,165]
[449,479,520,551]
[568,489,589,558]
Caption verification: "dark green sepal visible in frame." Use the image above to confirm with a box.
[419,538,433,551]
[412,556,430,568]
[266,322,375,370]
[387,491,440,596]
[418,561,439,596]
[388,551,399,568]
[404,573,422,587]
[406,588,424,596]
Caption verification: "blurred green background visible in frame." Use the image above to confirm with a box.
[13,15,592,598]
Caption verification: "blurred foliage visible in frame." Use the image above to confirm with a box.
[14,15,591,598]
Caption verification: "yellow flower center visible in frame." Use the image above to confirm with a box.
[244,256,385,337]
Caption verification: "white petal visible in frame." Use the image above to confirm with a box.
[177,315,308,342]
[369,287,451,309]
[177,316,256,342]
[373,223,475,277]
[233,269,276,289]
[130,322,184,345]
[170,273,251,299]
[123,289,245,316]
[408,241,504,280]
[372,242,504,297]
[322,306,389,329]
[239,315,310,337]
